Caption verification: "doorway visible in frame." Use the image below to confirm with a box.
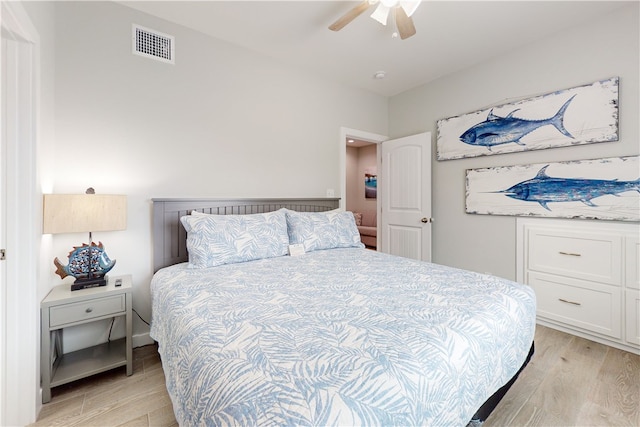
[339,128,433,261]
[339,128,386,251]
[345,139,378,249]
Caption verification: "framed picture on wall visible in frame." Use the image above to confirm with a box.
[466,155,639,221]
[437,77,619,160]
[365,167,377,199]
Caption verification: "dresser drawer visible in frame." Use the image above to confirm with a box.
[527,228,623,285]
[626,236,640,290]
[529,271,622,339]
[626,289,640,345]
[49,294,126,328]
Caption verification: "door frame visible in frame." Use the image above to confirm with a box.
[1,1,40,424]
[338,127,387,246]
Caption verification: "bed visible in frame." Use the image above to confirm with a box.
[150,198,536,426]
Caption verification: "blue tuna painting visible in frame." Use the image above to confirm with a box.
[498,165,640,211]
[459,95,576,150]
[438,77,619,160]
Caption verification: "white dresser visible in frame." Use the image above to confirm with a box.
[517,218,639,354]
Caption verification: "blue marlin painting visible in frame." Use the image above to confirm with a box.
[459,95,576,150]
[498,165,640,211]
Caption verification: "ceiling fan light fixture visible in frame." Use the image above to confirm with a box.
[370,0,420,26]
[370,3,391,25]
[400,0,421,17]
[380,0,399,7]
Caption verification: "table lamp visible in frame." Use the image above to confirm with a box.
[43,188,127,290]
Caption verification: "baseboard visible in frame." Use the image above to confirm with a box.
[133,331,155,348]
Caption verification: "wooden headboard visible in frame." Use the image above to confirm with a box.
[151,198,340,272]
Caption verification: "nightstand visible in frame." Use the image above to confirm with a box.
[40,275,133,403]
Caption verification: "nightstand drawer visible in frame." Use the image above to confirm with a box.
[528,228,623,285]
[49,294,125,327]
[529,271,622,339]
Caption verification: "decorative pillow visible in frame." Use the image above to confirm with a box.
[180,209,289,268]
[285,209,364,252]
[352,212,363,226]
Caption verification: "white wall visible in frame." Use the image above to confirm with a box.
[22,0,56,301]
[48,1,388,345]
[389,3,639,280]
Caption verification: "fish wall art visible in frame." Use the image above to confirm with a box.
[437,77,619,160]
[466,156,639,221]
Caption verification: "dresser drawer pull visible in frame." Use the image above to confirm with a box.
[85,307,93,313]
[559,298,582,306]
[558,251,581,257]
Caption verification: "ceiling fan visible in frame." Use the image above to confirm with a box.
[329,0,422,40]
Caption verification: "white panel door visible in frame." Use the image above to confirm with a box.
[1,2,39,424]
[380,132,432,261]
[0,34,7,427]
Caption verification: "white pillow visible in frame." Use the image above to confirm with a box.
[285,209,364,252]
[180,209,289,268]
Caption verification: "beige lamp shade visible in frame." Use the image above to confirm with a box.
[43,194,127,234]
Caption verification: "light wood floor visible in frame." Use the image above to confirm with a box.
[485,326,639,427]
[32,325,639,427]
[32,344,177,427]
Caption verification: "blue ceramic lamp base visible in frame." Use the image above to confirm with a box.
[54,240,116,291]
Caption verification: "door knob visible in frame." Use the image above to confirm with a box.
[421,217,432,223]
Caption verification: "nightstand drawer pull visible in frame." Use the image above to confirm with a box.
[559,298,582,306]
[558,251,581,257]
[85,307,93,313]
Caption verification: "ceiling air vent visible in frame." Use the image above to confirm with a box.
[132,24,174,64]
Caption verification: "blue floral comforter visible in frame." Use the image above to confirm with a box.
[150,248,536,426]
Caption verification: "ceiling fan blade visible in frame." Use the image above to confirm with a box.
[395,6,416,39]
[329,1,372,31]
